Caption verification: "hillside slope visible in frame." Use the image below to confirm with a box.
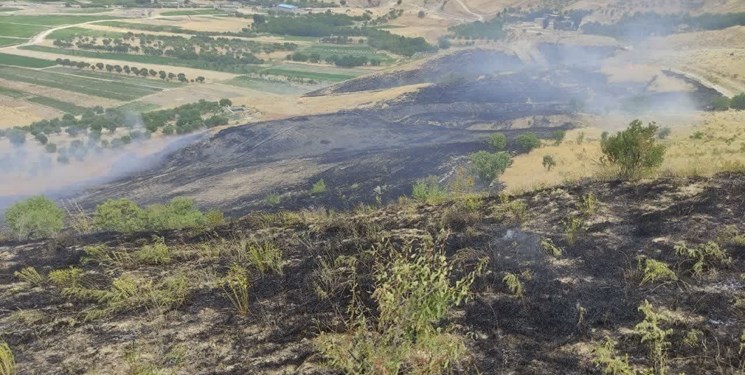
[2,173,745,374]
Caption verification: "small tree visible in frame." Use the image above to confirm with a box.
[552,130,566,145]
[542,155,556,171]
[515,132,541,153]
[219,98,233,107]
[417,10,425,18]
[6,128,26,146]
[3,196,64,239]
[711,96,731,111]
[487,132,507,151]
[600,120,665,178]
[470,151,511,183]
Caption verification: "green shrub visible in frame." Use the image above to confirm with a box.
[136,238,171,265]
[634,300,672,375]
[731,93,745,110]
[657,127,672,139]
[638,258,677,285]
[311,179,327,195]
[711,96,731,111]
[93,198,146,233]
[542,155,556,171]
[412,176,448,204]
[204,210,225,228]
[515,132,541,153]
[222,264,250,316]
[552,130,566,145]
[600,120,666,178]
[3,196,64,239]
[469,151,511,183]
[14,266,45,287]
[592,338,635,375]
[674,241,732,276]
[144,198,203,230]
[487,132,507,151]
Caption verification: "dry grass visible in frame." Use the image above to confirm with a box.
[501,111,745,193]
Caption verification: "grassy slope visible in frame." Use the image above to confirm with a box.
[1,173,744,374]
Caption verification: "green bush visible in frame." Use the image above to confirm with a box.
[311,179,327,195]
[515,132,541,153]
[731,93,745,110]
[93,198,146,233]
[552,130,566,145]
[144,198,204,230]
[600,120,665,178]
[487,132,507,151]
[3,196,64,239]
[469,151,511,183]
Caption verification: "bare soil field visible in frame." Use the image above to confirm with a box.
[0,98,60,128]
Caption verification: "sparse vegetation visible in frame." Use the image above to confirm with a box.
[638,258,677,285]
[634,300,671,375]
[674,241,732,276]
[222,264,250,316]
[311,179,327,195]
[412,176,448,204]
[0,340,14,375]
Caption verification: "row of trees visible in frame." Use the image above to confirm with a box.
[286,51,382,67]
[582,12,745,39]
[55,58,202,83]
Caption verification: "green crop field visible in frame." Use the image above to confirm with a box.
[27,96,88,114]
[97,21,190,34]
[261,67,358,82]
[160,9,225,16]
[0,36,24,47]
[0,65,161,101]
[0,22,48,38]
[46,66,186,89]
[0,15,117,26]
[48,26,124,39]
[226,75,312,95]
[0,86,28,98]
[303,44,395,63]
[0,7,20,12]
[0,52,56,68]
[116,101,159,113]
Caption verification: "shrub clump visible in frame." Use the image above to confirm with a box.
[469,151,511,183]
[600,119,666,178]
[515,132,541,153]
[3,196,64,239]
[93,198,208,233]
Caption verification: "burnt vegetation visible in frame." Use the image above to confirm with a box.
[2,173,745,374]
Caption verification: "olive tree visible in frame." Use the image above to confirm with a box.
[470,151,511,183]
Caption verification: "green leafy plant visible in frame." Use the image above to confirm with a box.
[469,151,511,183]
[14,266,45,287]
[592,337,636,375]
[552,130,566,145]
[674,241,732,276]
[638,258,677,285]
[412,176,448,204]
[93,198,146,233]
[242,239,283,275]
[487,132,507,151]
[0,340,15,375]
[515,132,541,153]
[48,267,82,289]
[311,179,327,195]
[222,264,250,316]
[634,300,672,375]
[316,245,486,374]
[563,216,587,245]
[600,120,666,179]
[542,155,557,171]
[540,238,563,258]
[502,271,531,297]
[3,196,64,239]
[136,238,171,265]
[579,193,599,217]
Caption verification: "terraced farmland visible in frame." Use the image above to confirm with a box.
[0,65,160,101]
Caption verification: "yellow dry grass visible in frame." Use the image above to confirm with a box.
[500,111,745,193]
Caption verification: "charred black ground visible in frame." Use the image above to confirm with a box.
[1,173,744,374]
